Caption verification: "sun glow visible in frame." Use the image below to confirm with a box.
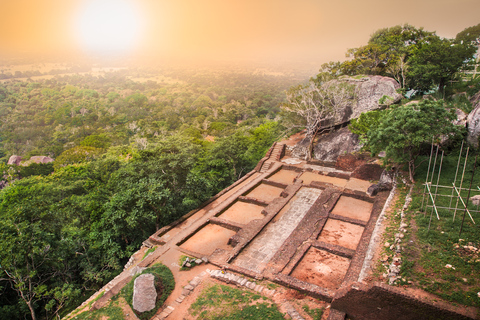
[74,0,143,55]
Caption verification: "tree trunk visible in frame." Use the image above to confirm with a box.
[408,160,415,184]
[438,78,446,99]
[26,300,37,320]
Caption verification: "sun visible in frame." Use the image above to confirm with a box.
[74,0,143,55]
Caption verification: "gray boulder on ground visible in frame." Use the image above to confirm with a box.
[7,155,23,165]
[367,170,394,197]
[132,273,157,313]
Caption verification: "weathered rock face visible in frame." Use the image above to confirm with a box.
[333,75,403,124]
[7,155,22,165]
[313,127,361,162]
[132,273,157,313]
[290,75,401,161]
[7,155,54,166]
[470,90,480,109]
[453,108,468,127]
[26,156,54,165]
[467,93,480,147]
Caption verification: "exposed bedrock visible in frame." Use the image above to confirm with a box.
[467,90,480,147]
[333,75,403,123]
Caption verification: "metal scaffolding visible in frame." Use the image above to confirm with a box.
[421,141,479,236]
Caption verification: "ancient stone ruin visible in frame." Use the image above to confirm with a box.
[77,140,476,320]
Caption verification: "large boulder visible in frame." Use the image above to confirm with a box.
[132,273,157,313]
[313,127,361,162]
[7,155,23,165]
[20,156,54,166]
[467,92,480,147]
[332,75,403,124]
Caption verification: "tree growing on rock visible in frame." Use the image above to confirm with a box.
[367,100,460,183]
[281,75,355,160]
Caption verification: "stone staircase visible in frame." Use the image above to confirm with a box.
[259,143,285,173]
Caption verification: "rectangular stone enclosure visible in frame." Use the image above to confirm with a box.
[244,183,284,203]
[267,169,299,185]
[179,223,237,256]
[298,171,348,188]
[317,219,365,250]
[290,247,351,290]
[330,196,373,222]
[217,200,266,225]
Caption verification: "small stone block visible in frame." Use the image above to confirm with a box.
[184,284,194,291]
[240,278,247,286]
[185,262,191,268]
[175,296,185,303]
[190,279,200,287]
[246,282,256,290]
[195,259,203,264]
[158,312,168,319]
[181,289,191,296]
[202,256,209,263]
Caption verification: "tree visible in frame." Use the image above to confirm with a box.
[455,23,480,44]
[322,24,436,79]
[407,38,477,95]
[281,75,355,160]
[367,100,460,183]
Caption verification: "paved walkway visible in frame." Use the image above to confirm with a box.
[233,187,323,273]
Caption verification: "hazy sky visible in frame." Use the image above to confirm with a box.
[1,0,479,65]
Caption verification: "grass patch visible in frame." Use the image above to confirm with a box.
[179,255,198,271]
[120,263,175,320]
[302,304,324,320]
[141,246,157,261]
[71,298,123,320]
[190,284,284,319]
[396,152,480,307]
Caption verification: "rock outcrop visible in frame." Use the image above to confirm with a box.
[132,273,157,313]
[290,75,402,161]
[467,92,480,147]
[7,155,23,165]
[313,127,361,162]
[7,155,54,166]
[333,75,403,124]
